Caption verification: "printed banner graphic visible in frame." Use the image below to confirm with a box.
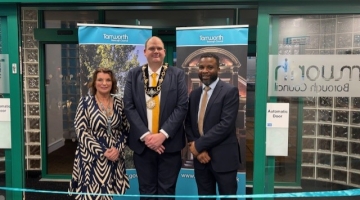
[268,55,360,97]
[176,25,249,198]
[78,24,151,97]
[78,24,151,199]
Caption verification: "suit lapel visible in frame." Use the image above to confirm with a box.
[137,67,147,118]
[160,66,170,120]
[193,87,202,116]
[193,86,203,136]
[204,80,222,118]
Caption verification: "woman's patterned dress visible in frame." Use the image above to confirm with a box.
[69,96,130,200]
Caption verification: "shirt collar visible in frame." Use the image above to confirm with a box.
[148,65,162,75]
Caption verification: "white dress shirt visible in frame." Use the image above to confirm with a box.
[198,77,220,120]
[140,66,169,141]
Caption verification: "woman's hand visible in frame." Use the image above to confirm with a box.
[104,147,119,162]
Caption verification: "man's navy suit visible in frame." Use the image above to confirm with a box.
[185,79,240,199]
[124,65,188,199]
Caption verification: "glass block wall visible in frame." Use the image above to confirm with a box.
[276,15,360,187]
[22,9,41,170]
[302,96,360,186]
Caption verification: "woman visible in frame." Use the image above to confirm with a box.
[69,68,129,200]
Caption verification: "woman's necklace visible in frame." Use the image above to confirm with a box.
[95,95,113,135]
[95,95,113,118]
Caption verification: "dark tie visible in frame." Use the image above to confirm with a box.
[198,86,211,135]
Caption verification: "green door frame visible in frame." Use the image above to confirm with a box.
[38,41,75,180]
[253,0,360,198]
[0,4,24,200]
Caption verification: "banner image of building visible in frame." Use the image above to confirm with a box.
[176,25,249,197]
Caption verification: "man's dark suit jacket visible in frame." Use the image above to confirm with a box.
[123,65,188,155]
[185,80,240,172]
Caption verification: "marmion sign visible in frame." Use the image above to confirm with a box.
[268,55,360,97]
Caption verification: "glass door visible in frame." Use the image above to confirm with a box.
[42,43,80,176]
[254,2,360,197]
[269,14,360,187]
[34,10,99,178]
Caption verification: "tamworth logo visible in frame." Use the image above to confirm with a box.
[103,34,129,42]
[274,62,360,93]
[199,35,224,43]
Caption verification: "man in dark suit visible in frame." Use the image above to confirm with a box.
[185,53,240,200]
[124,36,188,200]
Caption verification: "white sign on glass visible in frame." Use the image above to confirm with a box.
[266,103,289,128]
[268,55,360,97]
[266,103,289,156]
[0,98,11,148]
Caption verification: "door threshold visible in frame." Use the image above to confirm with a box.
[39,178,69,182]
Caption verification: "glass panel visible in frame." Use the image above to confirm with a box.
[239,9,258,26]
[318,110,333,122]
[336,97,350,108]
[302,166,314,178]
[350,172,360,185]
[105,10,235,27]
[352,97,360,109]
[0,19,2,53]
[350,157,360,171]
[303,109,316,121]
[334,126,348,139]
[351,111,360,125]
[317,153,331,166]
[44,11,98,28]
[246,56,256,182]
[318,124,332,137]
[350,142,360,156]
[318,139,331,152]
[333,155,347,169]
[27,91,39,102]
[333,140,348,154]
[302,138,315,150]
[302,152,315,163]
[270,14,360,189]
[45,44,79,174]
[333,170,347,183]
[239,10,258,183]
[28,131,40,143]
[335,111,349,124]
[317,167,331,180]
[304,97,316,107]
[270,97,298,182]
[303,123,316,135]
[351,127,360,140]
[319,97,333,107]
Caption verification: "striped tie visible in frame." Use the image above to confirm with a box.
[151,73,160,134]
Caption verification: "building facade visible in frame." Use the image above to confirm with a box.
[1,0,360,199]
